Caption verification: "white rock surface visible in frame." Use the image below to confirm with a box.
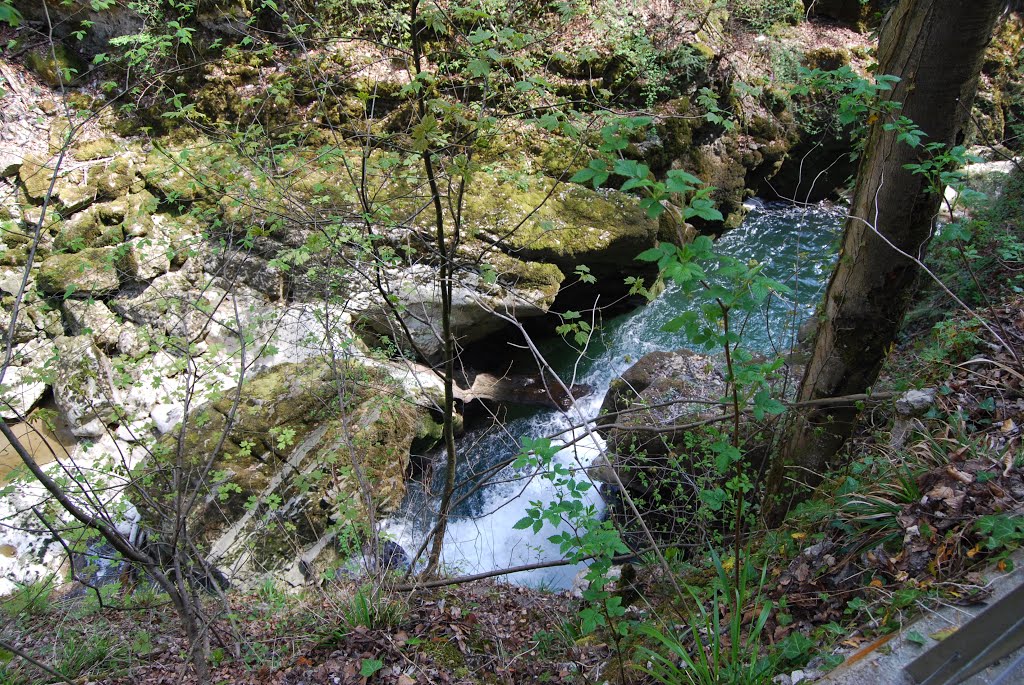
[62,298,123,348]
[52,336,120,438]
[0,366,46,419]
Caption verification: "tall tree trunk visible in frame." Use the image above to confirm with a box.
[768,0,1003,516]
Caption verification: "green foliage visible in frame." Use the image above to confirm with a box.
[834,467,921,550]
[729,0,803,32]
[0,0,21,27]
[1,577,54,618]
[637,551,775,685]
[975,515,1024,553]
[344,584,406,630]
[513,437,630,636]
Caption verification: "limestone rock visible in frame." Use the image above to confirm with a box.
[0,302,38,344]
[17,153,54,202]
[52,170,98,214]
[109,270,213,342]
[595,349,732,540]
[52,336,120,437]
[0,366,47,420]
[464,175,661,299]
[0,147,24,178]
[62,299,123,348]
[358,259,563,361]
[55,205,125,252]
[122,233,173,281]
[73,137,120,162]
[94,156,141,200]
[133,359,438,586]
[598,349,726,457]
[205,251,285,301]
[36,248,123,296]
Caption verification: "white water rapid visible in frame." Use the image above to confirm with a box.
[383,201,845,589]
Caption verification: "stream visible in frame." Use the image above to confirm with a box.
[384,201,845,588]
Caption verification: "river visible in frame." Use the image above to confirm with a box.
[384,201,845,588]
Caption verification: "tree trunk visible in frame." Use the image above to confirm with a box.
[768,0,1003,515]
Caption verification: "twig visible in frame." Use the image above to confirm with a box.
[0,637,75,685]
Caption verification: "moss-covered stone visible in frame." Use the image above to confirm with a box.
[94,156,141,200]
[464,175,659,268]
[24,45,85,88]
[36,247,123,296]
[74,137,120,161]
[17,154,55,203]
[134,358,434,583]
[803,46,851,72]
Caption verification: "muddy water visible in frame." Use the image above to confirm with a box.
[0,400,77,481]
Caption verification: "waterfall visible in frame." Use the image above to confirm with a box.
[385,202,844,588]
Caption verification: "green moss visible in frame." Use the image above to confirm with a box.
[803,47,851,72]
[25,45,85,88]
[74,138,120,161]
[36,248,122,296]
[463,175,658,264]
[17,154,54,203]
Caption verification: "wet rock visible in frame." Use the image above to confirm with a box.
[364,539,410,572]
[52,335,120,437]
[458,371,591,409]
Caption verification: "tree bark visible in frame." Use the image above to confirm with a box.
[769,0,1003,515]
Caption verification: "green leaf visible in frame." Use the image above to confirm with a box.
[467,58,491,77]
[513,516,533,530]
[906,631,927,647]
[360,658,384,677]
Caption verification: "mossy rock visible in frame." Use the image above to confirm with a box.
[74,137,121,161]
[95,156,142,200]
[36,247,123,296]
[17,154,55,203]
[25,45,85,88]
[134,358,432,583]
[464,175,659,270]
[803,47,851,72]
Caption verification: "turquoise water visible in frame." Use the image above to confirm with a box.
[386,201,844,587]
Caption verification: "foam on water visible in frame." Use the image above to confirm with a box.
[383,202,844,589]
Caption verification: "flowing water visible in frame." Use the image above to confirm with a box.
[388,201,845,588]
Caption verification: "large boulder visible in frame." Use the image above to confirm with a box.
[36,248,123,296]
[133,359,443,586]
[463,175,662,307]
[52,336,120,437]
[356,258,563,362]
[597,349,726,469]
